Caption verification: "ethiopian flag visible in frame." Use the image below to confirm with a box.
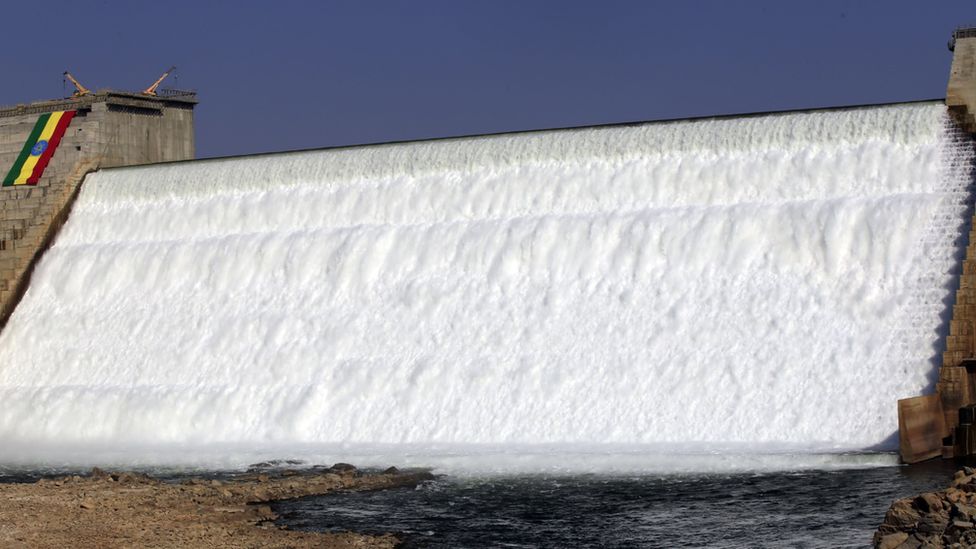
[3,110,76,187]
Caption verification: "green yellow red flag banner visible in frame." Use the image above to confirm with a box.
[2,110,76,187]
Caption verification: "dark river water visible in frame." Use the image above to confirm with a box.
[272,460,959,548]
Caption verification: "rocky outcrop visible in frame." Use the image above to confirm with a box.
[875,468,976,548]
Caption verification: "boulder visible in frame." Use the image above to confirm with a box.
[330,463,358,474]
[877,532,908,549]
[876,470,976,547]
[884,499,921,529]
[916,493,944,513]
[954,502,976,521]
[90,468,111,481]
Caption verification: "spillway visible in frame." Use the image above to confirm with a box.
[0,102,974,472]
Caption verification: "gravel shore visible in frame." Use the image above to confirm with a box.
[0,464,433,548]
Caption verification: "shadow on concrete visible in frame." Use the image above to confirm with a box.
[920,127,976,396]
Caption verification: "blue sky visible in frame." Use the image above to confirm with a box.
[1,1,973,157]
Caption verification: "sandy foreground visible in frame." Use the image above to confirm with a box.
[0,464,434,548]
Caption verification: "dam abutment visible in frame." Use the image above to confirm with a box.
[0,91,196,329]
[898,28,976,463]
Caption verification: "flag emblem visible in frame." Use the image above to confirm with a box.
[3,111,76,187]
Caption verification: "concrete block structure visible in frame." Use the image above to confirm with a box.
[949,27,976,132]
[936,28,976,450]
[900,27,976,462]
[0,90,196,328]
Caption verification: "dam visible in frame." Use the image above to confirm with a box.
[0,99,974,471]
[2,30,976,473]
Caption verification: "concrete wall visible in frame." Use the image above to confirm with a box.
[0,91,195,328]
[900,33,976,462]
[937,220,976,429]
[949,32,976,132]
[939,33,976,430]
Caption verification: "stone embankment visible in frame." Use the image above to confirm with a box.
[0,463,433,548]
[875,468,976,548]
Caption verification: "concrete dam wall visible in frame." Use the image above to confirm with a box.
[0,100,973,472]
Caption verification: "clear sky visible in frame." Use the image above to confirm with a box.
[1,1,973,158]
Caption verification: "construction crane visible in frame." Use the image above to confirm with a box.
[63,71,91,97]
[142,66,176,96]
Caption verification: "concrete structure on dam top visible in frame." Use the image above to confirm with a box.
[0,88,196,329]
[948,26,976,132]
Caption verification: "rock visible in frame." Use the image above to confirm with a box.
[79,499,95,510]
[209,479,222,487]
[952,469,976,487]
[954,502,976,520]
[885,499,922,528]
[916,512,948,535]
[915,493,944,513]
[877,532,909,549]
[247,459,305,471]
[116,472,152,484]
[877,474,976,548]
[383,466,400,475]
[281,469,300,477]
[253,505,276,520]
[903,532,929,549]
[90,467,111,481]
[255,474,269,483]
[330,463,357,474]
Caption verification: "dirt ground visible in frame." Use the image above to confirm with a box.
[0,464,432,548]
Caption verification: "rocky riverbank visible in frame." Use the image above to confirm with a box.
[875,467,976,548]
[0,464,433,548]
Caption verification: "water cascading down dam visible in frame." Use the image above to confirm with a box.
[1,98,975,472]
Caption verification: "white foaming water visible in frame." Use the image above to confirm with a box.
[0,103,973,473]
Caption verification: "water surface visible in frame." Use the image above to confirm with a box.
[274,461,956,548]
